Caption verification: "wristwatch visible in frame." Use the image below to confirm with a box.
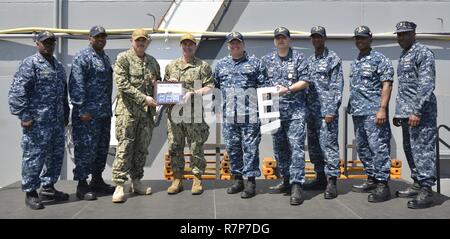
[286,86,292,94]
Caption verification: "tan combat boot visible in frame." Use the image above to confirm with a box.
[167,171,183,194]
[112,183,126,203]
[191,174,203,195]
[130,180,152,195]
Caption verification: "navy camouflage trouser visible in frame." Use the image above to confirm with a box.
[272,119,306,184]
[72,116,111,181]
[400,115,437,187]
[352,115,391,182]
[223,123,261,178]
[307,116,341,178]
[21,121,65,192]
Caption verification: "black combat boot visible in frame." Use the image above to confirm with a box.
[39,184,69,201]
[25,191,44,210]
[396,180,420,198]
[324,176,338,199]
[89,175,115,195]
[302,172,327,190]
[76,180,97,201]
[351,177,377,193]
[290,183,304,205]
[269,177,291,194]
[227,175,244,194]
[241,177,256,199]
[407,186,433,209]
[368,181,391,203]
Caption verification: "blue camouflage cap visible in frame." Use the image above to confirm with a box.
[394,21,417,33]
[35,30,56,42]
[354,25,372,37]
[89,25,107,37]
[310,26,326,37]
[274,27,290,38]
[227,31,244,43]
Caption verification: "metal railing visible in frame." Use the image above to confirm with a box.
[343,108,449,194]
[436,124,450,194]
[342,106,349,177]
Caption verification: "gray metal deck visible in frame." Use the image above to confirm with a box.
[1,179,449,219]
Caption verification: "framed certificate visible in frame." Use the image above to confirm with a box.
[154,82,184,105]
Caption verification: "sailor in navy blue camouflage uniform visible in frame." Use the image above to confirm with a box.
[262,27,310,206]
[303,26,343,200]
[69,26,115,201]
[348,26,394,203]
[214,32,266,199]
[393,21,437,209]
[8,31,70,210]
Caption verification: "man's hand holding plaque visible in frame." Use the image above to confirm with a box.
[154,80,184,105]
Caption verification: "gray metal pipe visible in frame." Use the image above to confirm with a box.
[54,0,60,59]
[0,33,449,40]
[54,0,59,29]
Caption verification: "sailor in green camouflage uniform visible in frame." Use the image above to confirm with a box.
[164,33,214,195]
[111,29,161,203]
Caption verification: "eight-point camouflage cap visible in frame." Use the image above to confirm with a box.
[395,21,417,33]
